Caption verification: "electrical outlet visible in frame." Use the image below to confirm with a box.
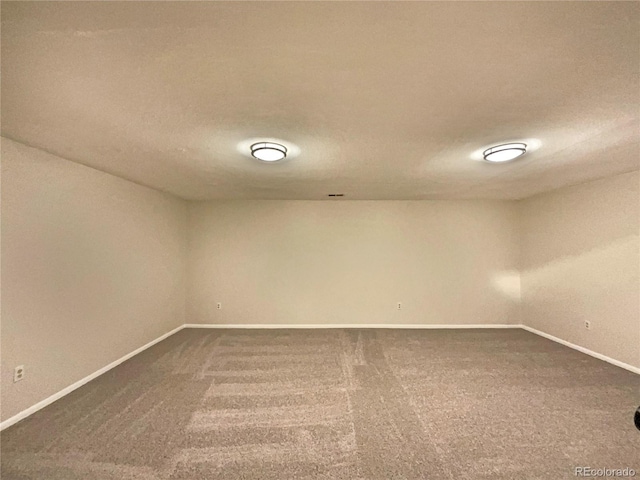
[217,302,222,310]
[14,365,25,383]
[584,320,591,330]
[397,302,402,310]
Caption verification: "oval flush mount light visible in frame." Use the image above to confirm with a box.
[483,143,527,163]
[250,142,287,162]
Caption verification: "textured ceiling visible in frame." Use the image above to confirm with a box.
[2,1,639,200]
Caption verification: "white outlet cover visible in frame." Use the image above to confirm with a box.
[14,365,24,382]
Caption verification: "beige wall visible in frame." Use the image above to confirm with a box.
[519,171,640,368]
[1,138,188,421]
[187,200,521,326]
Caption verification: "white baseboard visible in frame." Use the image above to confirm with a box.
[0,324,185,432]
[183,323,520,329]
[521,325,640,375]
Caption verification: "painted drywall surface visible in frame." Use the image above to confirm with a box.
[3,2,639,201]
[0,138,188,421]
[187,200,520,326]
[519,170,640,368]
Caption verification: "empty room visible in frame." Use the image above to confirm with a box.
[1,1,639,479]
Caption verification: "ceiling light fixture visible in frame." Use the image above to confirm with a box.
[483,143,527,163]
[250,142,287,162]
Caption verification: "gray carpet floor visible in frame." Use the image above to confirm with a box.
[1,328,639,479]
